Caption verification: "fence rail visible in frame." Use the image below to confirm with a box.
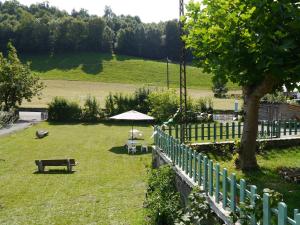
[154,126,300,225]
[164,120,300,143]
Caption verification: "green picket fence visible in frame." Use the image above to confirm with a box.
[154,126,300,225]
[164,120,300,143]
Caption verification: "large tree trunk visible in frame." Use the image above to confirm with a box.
[239,76,278,170]
[239,92,260,169]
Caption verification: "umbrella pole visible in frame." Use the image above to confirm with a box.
[132,123,133,141]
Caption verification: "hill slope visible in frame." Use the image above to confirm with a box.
[22,52,238,90]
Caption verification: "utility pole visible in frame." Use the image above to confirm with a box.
[179,0,188,143]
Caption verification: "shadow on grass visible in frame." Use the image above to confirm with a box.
[259,147,300,160]
[22,52,114,75]
[109,146,152,155]
[33,169,76,175]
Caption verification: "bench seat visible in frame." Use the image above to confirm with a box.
[35,159,76,172]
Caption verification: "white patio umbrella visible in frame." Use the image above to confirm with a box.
[110,110,155,140]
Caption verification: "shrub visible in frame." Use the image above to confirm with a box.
[82,96,103,122]
[176,188,221,225]
[148,89,179,122]
[48,97,81,122]
[134,87,152,114]
[104,87,153,117]
[0,108,17,128]
[212,77,228,98]
[144,165,182,225]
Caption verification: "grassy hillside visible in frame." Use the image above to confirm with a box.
[22,52,238,90]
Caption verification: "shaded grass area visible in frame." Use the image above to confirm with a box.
[207,147,300,214]
[0,122,153,224]
[21,52,238,90]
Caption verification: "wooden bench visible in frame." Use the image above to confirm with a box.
[35,159,76,173]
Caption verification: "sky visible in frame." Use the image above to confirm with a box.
[11,0,182,23]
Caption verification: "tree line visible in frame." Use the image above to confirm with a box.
[0,0,186,61]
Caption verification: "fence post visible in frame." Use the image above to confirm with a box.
[278,202,287,225]
[232,122,235,139]
[226,123,229,140]
[295,120,298,135]
[198,153,202,186]
[263,193,271,225]
[208,123,211,140]
[220,122,223,140]
[222,168,228,209]
[215,163,220,203]
[284,120,287,136]
[289,120,292,135]
[240,179,246,203]
[195,124,198,141]
[278,120,281,138]
[295,213,300,225]
[209,160,213,196]
[201,123,205,140]
[188,124,192,141]
[203,156,208,192]
[230,173,236,212]
[180,144,185,171]
[193,151,197,182]
[238,122,241,138]
[250,185,257,225]
[179,144,183,169]
[261,121,265,137]
[189,148,193,178]
[185,146,189,174]
[214,123,217,141]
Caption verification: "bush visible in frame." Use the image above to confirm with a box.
[134,87,152,114]
[0,108,17,128]
[194,97,214,114]
[148,89,179,122]
[82,96,103,122]
[145,165,182,225]
[212,77,228,98]
[176,188,222,225]
[104,87,153,117]
[48,97,81,122]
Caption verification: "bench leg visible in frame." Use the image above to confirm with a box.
[38,161,44,172]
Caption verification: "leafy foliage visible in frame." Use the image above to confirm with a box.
[148,89,179,122]
[0,42,44,110]
[82,96,103,122]
[48,97,81,122]
[184,0,300,169]
[0,1,190,60]
[212,77,228,98]
[230,188,282,225]
[144,165,182,225]
[261,92,288,103]
[176,188,221,225]
[0,108,17,128]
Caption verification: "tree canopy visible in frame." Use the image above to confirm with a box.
[184,0,300,169]
[0,43,44,111]
[0,1,186,61]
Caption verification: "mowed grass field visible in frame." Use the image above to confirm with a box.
[22,80,242,110]
[0,123,152,225]
[22,52,238,90]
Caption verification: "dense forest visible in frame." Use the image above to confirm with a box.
[0,0,187,61]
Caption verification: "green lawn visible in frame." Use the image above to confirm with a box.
[21,52,238,90]
[0,122,152,225]
[207,147,300,214]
